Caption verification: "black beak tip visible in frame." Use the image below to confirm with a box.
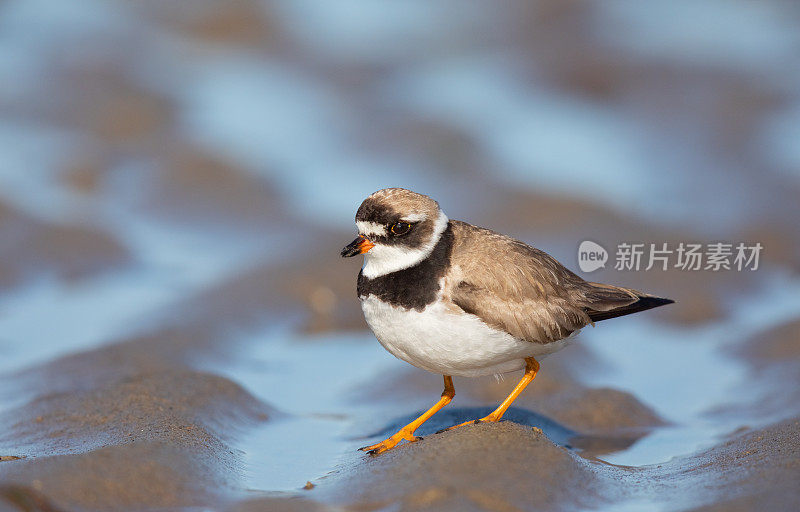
[341,236,366,258]
[341,244,359,258]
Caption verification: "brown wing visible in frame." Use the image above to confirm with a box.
[446,221,672,344]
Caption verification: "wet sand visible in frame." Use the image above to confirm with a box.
[2,175,798,510]
[0,329,271,510]
[2,217,798,511]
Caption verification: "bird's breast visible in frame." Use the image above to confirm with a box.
[359,294,551,377]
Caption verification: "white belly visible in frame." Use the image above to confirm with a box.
[360,295,575,377]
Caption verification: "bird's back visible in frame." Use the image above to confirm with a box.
[444,220,673,344]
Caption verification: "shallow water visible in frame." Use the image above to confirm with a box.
[580,275,800,465]
[222,327,585,491]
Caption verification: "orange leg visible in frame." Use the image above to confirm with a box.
[360,375,455,455]
[443,357,539,431]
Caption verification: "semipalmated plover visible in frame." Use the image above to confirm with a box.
[342,188,673,454]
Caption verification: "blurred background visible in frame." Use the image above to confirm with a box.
[1,0,800,502]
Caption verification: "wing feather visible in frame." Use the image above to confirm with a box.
[447,221,671,344]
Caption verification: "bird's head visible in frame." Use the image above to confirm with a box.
[341,188,449,278]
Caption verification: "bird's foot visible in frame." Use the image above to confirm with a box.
[437,413,501,434]
[359,428,421,455]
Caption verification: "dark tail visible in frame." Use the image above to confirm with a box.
[578,281,674,323]
[586,295,674,322]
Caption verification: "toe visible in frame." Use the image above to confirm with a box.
[359,441,385,452]
[358,429,421,454]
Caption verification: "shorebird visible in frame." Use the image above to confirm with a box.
[341,188,673,454]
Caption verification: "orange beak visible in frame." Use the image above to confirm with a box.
[341,235,375,257]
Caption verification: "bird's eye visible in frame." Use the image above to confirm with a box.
[390,222,412,236]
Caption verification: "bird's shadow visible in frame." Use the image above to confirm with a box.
[358,406,645,457]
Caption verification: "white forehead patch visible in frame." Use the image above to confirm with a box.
[356,221,387,238]
[401,213,426,222]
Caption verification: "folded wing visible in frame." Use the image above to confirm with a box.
[447,221,673,344]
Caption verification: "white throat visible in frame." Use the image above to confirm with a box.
[361,210,449,279]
